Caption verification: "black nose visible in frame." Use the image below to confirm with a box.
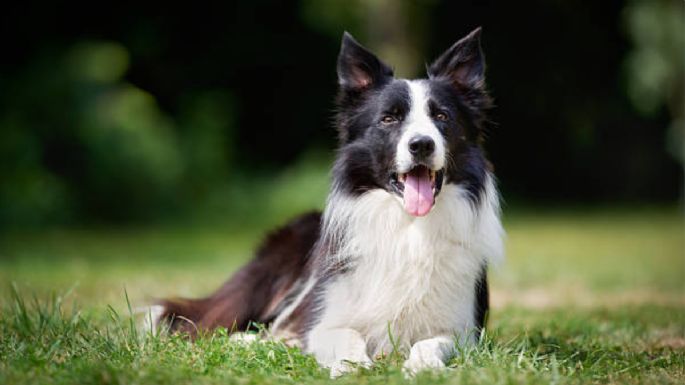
[408,135,435,159]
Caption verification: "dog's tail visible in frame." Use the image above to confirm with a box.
[155,212,321,336]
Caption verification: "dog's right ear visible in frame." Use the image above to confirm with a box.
[337,32,393,91]
[428,27,485,90]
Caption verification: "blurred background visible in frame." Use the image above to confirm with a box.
[0,1,683,307]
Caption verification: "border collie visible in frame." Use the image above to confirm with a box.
[152,27,504,376]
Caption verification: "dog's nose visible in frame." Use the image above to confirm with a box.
[409,136,435,159]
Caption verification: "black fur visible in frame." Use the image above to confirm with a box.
[474,266,489,333]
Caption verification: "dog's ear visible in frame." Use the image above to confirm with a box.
[428,27,485,89]
[337,32,393,91]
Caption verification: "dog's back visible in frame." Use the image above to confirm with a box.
[158,212,321,335]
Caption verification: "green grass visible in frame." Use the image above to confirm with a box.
[1,207,684,384]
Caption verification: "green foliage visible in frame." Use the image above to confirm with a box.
[1,1,682,227]
[67,41,130,84]
[623,0,685,164]
[0,37,333,226]
[623,0,684,116]
[79,83,184,218]
[0,41,238,226]
[178,91,235,187]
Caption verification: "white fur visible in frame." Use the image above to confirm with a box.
[402,335,454,375]
[396,80,446,173]
[308,328,372,377]
[139,304,166,334]
[307,175,504,374]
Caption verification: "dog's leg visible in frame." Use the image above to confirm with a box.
[307,328,372,377]
[402,335,455,375]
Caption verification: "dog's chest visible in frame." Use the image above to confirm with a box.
[314,189,488,354]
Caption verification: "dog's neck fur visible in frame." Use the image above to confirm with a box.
[310,175,504,356]
[321,175,504,267]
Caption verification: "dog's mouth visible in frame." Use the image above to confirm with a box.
[390,165,444,217]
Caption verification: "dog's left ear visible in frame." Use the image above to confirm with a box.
[337,32,394,91]
[428,27,485,89]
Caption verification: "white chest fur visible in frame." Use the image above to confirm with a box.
[308,176,504,357]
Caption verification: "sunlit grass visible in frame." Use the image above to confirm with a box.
[0,207,683,384]
[1,287,682,385]
[499,207,684,292]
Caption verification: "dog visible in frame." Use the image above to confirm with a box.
[152,27,504,376]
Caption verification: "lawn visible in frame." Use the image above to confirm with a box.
[1,207,683,384]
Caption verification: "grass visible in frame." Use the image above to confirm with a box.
[0,206,683,384]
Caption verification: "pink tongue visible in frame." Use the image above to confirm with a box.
[403,167,434,217]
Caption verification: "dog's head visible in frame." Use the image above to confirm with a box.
[333,28,492,217]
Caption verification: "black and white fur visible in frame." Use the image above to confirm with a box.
[152,27,504,377]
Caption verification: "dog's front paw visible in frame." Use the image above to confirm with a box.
[402,345,447,376]
[327,357,372,378]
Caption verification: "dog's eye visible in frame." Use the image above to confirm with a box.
[381,116,397,125]
[435,112,448,122]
